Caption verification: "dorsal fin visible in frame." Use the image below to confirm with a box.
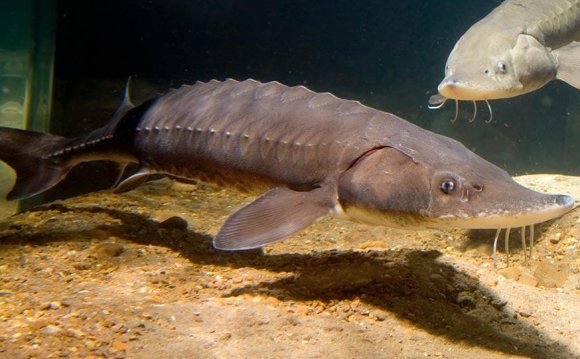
[116,77,135,118]
[76,78,150,145]
[100,77,136,137]
[44,78,154,161]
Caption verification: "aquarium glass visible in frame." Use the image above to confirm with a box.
[0,0,56,216]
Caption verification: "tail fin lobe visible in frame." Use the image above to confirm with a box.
[0,127,71,200]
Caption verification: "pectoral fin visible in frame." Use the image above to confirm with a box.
[554,41,580,89]
[213,186,335,250]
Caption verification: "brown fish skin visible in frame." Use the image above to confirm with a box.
[0,79,573,250]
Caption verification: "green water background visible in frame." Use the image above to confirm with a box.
[53,0,579,175]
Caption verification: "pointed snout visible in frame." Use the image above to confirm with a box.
[482,192,574,229]
[555,194,575,208]
[437,192,575,230]
[437,77,486,101]
[437,74,521,101]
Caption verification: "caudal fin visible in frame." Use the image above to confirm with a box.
[0,127,71,200]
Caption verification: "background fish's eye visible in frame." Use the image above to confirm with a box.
[497,61,507,73]
[484,69,490,75]
[440,179,456,194]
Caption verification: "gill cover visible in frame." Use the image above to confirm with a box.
[510,34,558,93]
[337,147,431,226]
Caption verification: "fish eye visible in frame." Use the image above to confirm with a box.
[484,69,490,75]
[440,179,456,194]
[497,61,507,73]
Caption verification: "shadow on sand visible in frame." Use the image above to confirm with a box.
[0,202,575,359]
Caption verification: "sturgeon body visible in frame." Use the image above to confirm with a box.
[0,79,573,250]
[433,0,580,104]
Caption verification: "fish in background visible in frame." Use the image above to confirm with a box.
[0,79,574,264]
[430,0,580,122]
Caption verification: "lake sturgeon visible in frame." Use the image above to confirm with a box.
[430,0,580,117]
[0,79,573,252]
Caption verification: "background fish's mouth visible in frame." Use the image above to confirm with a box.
[437,79,516,101]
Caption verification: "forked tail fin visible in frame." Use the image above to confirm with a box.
[0,127,71,200]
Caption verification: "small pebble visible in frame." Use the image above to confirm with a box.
[498,266,520,281]
[74,263,92,270]
[371,312,386,321]
[42,325,62,335]
[66,328,85,339]
[518,310,532,318]
[491,298,508,309]
[159,216,188,231]
[94,242,125,258]
[456,291,476,309]
[42,301,62,310]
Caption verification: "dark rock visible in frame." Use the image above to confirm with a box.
[94,242,125,258]
[159,216,188,231]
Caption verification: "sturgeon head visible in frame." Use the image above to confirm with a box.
[434,29,558,103]
[337,132,574,230]
[431,0,580,106]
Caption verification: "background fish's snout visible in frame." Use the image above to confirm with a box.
[437,77,493,101]
[437,76,469,100]
[437,77,462,99]
[438,77,458,89]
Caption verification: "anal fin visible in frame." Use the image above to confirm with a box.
[554,41,580,89]
[213,186,335,250]
[112,167,151,193]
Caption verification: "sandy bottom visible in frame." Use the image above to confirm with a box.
[0,175,578,359]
